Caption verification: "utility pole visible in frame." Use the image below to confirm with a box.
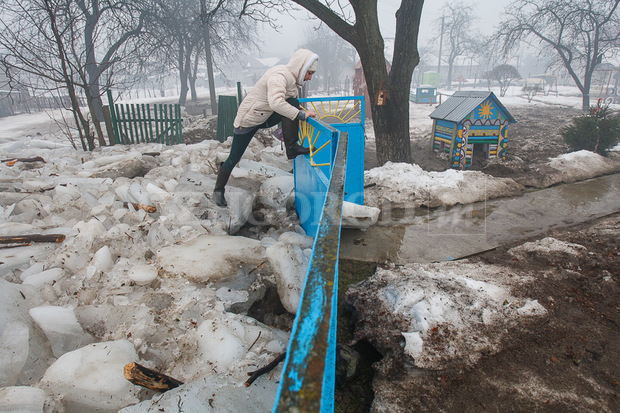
[200,0,218,115]
[437,16,445,86]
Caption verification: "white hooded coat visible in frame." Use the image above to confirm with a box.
[233,49,318,129]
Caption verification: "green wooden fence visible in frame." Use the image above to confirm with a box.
[216,95,238,142]
[106,90,182,145]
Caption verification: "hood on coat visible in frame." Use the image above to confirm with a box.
[286,49,319,85]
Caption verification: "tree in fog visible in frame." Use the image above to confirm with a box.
[412,45,437,86]
[0,0,93,149]
[301,24,356,94]
[0,0,148,148]
[284,0,425,165]
[149,0,204,106]
[76,0,147,127]
[432,1,479,89]
[486,64,521,96]
[150,0,265,109]
[471,36,506,86]
[199,0,260,112]
[498,0,620,110]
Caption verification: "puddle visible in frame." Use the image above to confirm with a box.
[341,173,620,264]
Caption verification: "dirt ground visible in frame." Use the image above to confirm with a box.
[369,105,586,179]
[337,213,619,413]
[336,104,620,412]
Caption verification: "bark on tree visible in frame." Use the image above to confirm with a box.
[291,0,425,165]
[201,0,224,116]
[77,0,145,145]
[43,0,94,151]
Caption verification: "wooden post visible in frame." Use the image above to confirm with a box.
[102,106,117,145]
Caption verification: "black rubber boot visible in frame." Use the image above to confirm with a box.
[282,117,309,160]
[213,166,232,207]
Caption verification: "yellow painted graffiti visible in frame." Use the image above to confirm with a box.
[299,120,330,167]
[305,100,361,124]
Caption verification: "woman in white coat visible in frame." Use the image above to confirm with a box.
[213,49,319,207]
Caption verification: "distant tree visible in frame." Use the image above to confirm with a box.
[412,45,437,86]
[469,35,503,86]
[561,101,620,155]
[487,64,521,96]
[498,0,620,111]
[0,0,148,148]
[150,0,204,106]
[301,24,356,94]
[432,1,478,89]
[150,0,264,109]
[278,0,425,165]
[76,0,146,128]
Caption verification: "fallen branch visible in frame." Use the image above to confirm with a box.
[248,261,266,275]
[206,159,218,174]
[123,362,183,391]
[245,353,286,387]
[123,202,157,213]
[2,156,46,166]
[0,234,66,244]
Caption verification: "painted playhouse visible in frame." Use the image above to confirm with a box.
[429,91,516,168]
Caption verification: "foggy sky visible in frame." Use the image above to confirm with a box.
[260,0,514,58]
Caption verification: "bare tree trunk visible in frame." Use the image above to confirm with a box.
[43,0,93,150]
[178,43,189,106]
[83,10,106,132]
[292,0,424,165]
[203,26,217,115]
[200,0,218,115]
[189,52,199,102]
[446,59,454,90]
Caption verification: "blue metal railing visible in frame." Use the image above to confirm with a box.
[294,118,339,238]
[300,96,365,207]
[272,120,349,412]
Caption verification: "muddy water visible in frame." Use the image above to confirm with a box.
[340,173,620,264]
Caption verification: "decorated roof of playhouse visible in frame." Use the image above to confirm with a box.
[430,91,516,123]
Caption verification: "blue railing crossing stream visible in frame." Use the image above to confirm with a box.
[273,96,364,412]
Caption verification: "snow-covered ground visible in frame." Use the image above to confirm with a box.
[0,85,617,412]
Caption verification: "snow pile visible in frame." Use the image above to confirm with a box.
[547,150,620,183]
[40,340,140,412]
[341,201,380,229]
[196,312,288,372]
[508,237,587,266]
[346,262,547,370]
[257,175,295,210]
[266,232,313,314]
[29,306,93,358]
[121,371,279,413]
[0,386,46,412]
[0,135,314,411]
[509,236,587,256]
[157,235,264,283]
[364,162,524,208]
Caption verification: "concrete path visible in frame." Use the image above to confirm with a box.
[340,173,620,263]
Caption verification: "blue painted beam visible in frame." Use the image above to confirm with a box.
[273,127,349,413]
